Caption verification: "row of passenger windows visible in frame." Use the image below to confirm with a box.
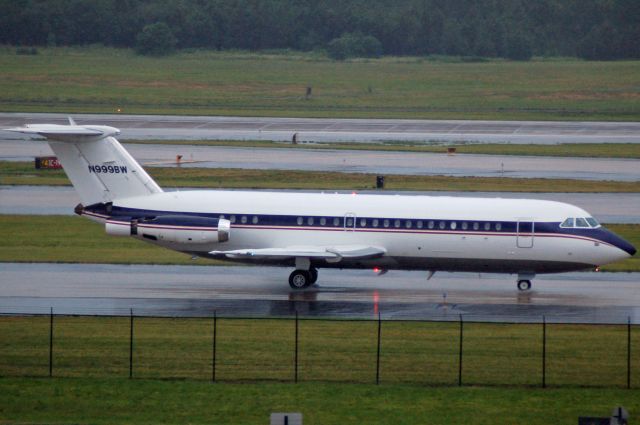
[220,214,504,231]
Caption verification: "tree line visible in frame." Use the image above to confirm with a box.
[1,0,638,60]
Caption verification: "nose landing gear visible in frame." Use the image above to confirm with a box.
[517,279,532,291]
[516,273,535,291]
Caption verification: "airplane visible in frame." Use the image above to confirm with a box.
[5,119,636,291]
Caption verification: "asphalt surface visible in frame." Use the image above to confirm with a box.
[1,112,640,144]
[1,263,638,324]
[2,185,638,223]
[2,140,639,181]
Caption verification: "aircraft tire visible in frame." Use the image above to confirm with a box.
[517,280,532,291]
[289,270,311,289]
[309,268,318,284]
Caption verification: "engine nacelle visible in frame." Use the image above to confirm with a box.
[106,215,230,244]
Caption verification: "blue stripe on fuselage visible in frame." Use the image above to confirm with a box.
[82,203,636,255]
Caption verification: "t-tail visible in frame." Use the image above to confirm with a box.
[5,118,162,205]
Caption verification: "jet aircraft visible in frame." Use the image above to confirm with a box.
[6,120,636,290]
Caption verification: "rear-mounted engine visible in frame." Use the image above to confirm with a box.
[106,215,230,244]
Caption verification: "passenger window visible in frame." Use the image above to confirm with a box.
[496,223,502,231]
[428,221,435,229]
[473,222,479,230]
[438,221,445,230]
[360,218,367,227]
[241,216,247,224]
[383,219,390,228]
[417,220,423,229]
[307,217,314,226]
[252,216,258,224]
[394,220,401,228]
[297,217,303,225]
[346,218,353,227]
[575,217,589,228]
[405,220,412,228]
[560,218,574,228]
[461,222,468,230]
[372,219,379,227]
[230,215,236,223]
[450,222,457,230]
[333,217,340,226]
[219,214,225,219]
[320,217,327,226]
[484,222,490,231]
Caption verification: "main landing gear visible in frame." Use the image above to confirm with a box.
[288,268,318,289]
[516,273,535,291]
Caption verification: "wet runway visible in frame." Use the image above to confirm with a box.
[2,185,638,223]
[0,263,638,324]
[2,112,640,144]
[2,140,639,181]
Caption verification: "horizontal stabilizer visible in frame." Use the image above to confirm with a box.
[5,123,120,142]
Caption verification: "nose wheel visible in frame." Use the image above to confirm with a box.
[517,279,532,291]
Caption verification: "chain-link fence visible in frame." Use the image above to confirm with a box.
[0,312,637,388]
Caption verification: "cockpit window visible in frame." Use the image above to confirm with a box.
[561,217,600,229]
[586,217,600,228]
[560,218,574,228]
[575,217,589,228]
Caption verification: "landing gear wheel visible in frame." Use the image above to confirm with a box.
[309,268,318,284]
[517,280,532,291]
[289,270,311,289]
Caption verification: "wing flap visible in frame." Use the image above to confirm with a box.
[210,245,386,261]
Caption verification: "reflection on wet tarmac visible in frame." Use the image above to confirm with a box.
[1,263,639,324]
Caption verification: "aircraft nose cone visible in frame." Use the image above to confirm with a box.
[608,231,636,257]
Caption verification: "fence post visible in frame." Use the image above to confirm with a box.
[129,308,134,379]
[212,311,217,382]
[542,316,546,388]
[628,316,631,389]
[294,311,299,383]
[376,312,382,385]
[458,314,463,386]
[49,307,53,378]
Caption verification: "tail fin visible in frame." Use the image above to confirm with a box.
[5,120,162,204]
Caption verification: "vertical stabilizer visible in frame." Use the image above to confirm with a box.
[5,122,162,204]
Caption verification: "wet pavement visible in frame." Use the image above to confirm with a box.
[1,185,638,223]
[2,112,640,144]
[1,263,639,324]
[2,141,639,181]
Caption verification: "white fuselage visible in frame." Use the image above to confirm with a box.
[90,189,631,275]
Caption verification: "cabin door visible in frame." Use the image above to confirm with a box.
[344,213,356,231]
[516,221,535,248]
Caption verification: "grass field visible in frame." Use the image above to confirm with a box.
[130,139,640,159]
[1,46,639,120]
[0,378,637,425]
[2,161,639,192]
[0,215,637,271]
[0,316,638,388]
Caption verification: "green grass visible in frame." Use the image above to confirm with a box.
[0,378,638,425]
[1,46,639,120]
[2,161,639,192]
[0,316,638,388]
[130,139,640,159]
[0,216,637,271]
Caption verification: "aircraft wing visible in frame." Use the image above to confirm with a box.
[210,245,386,262]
